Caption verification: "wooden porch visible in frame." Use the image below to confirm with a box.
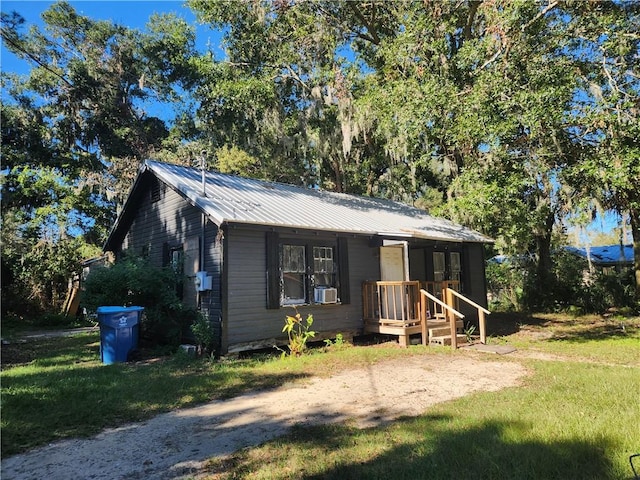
[362,281,490,349]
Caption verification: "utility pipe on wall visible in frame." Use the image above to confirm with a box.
[199,151,207,308]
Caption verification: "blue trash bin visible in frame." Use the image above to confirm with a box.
[97,306,144,364]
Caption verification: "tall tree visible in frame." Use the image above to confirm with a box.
[162,0,640,301]
[187,0,401,191]
[561,1,640,295]
[1,1,197,313]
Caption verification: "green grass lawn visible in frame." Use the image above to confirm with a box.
[212,359,638,480]
[2,313,639,479]
[0,331,428,456]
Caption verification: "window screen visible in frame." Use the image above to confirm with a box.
[282,245,306,304]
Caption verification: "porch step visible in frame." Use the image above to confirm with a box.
[430,334,468,346]
[429,327,457,337]
[428,320,463,338]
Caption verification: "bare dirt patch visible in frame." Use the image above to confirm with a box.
[1,353,526,480]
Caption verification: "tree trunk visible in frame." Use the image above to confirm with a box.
[533,209,556,308]
[535,232,553,289]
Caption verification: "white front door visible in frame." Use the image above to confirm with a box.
[380,244,408,281]
[380,244,408,319]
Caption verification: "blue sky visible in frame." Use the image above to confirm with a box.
[0,0,224,75]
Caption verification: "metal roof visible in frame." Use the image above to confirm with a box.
[141,160,493,243]
[564,245,634,266]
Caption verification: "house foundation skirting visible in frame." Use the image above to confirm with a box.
[226,329,360,354]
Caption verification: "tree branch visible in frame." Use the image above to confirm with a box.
[464,1,482,40]
[477,48,503,72]
[600,47,621,97]
[520,1,559,33]
[223,61,311,92]
[348,3,380,45]
[0,32,74,88]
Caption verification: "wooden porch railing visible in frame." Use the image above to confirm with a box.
[362,281,423,346]
[419,288,464,348]
[446,287,491,347]
[363,280,489,350]
[421,281,460,320]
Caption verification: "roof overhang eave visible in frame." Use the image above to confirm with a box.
[221,220,492,243]
[396,228,495,244]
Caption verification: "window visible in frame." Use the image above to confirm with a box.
[282,245,306,305]
[432,250,464,291]
[450,252,462,284]
[170,247,184,276]
[266,233,350,309]
[150,177,163,203]
[433,252,446,282]
[169,246,184,300]
[281,244,337,305]
[313,246,335,287]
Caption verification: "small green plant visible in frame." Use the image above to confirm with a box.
[464,323,477,343]
[281,309,315,357]
[324,333,349,349]
[190,312,216,356]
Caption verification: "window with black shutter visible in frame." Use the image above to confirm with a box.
[266,233,350,308]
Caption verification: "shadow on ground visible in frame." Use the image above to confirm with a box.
[206,415,618,480]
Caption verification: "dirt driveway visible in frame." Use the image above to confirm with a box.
[1,353,526,480]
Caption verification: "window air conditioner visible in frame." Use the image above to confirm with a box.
[314,287,338,304]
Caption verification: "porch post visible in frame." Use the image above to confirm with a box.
[479,310,487,344]
[447,288,457,349]
[420,291,428,346]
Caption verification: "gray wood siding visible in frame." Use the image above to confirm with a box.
[224,226,379,348]
[123,187,203,267]
[118,182,223,344]
[458,243,488,321]
[200,222,223,352]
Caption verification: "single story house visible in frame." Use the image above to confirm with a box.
[104,160,493,353]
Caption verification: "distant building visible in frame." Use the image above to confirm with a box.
[563,244,634,275]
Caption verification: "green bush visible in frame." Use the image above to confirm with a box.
[190,312,217,356]
[485,258,528,311]
[579,269,638,314]
[81,255,196,346]
[487,250,638,314]
[547,249,589,310]
[550,251,636,314]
